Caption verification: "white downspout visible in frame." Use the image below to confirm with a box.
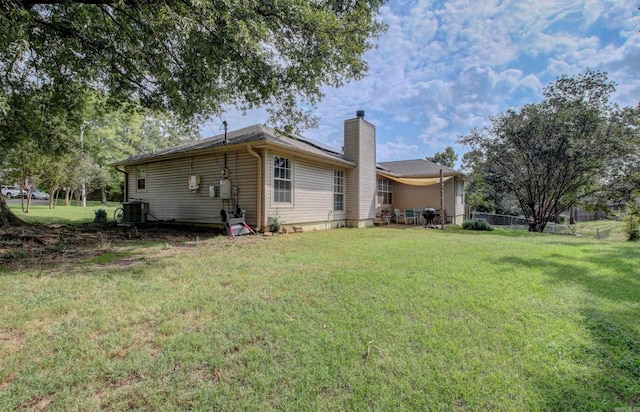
[247,145,263,231]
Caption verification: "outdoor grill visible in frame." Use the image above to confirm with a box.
[422,208,437,226]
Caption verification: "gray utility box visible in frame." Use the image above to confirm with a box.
[122,201,150,224]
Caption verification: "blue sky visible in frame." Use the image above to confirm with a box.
[201,0,639,167]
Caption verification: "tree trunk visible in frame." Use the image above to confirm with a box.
[49,186,59,209]
[20,193,27,213]
[528,217,547,232]
[0,197,25,226]
[65,189,72,206]
[101,187,107,204]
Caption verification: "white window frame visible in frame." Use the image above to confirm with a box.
[136,166,147,192]
[273,155,292,204]
[377,178,392,205]
[333,169,344,211]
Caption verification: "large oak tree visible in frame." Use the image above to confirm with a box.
[0,0,387,225]
[1,0,386,126]
[459,70,639,232]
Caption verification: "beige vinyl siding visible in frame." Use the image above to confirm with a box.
[357,122,376,221]
[265,151,347,227]
[391,179,461,220]
[343,120,359,219]
[344,117,376,223]
[125,150,258,225]
[454,179,465,224]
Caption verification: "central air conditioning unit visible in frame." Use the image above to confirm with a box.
[122,201,149,224]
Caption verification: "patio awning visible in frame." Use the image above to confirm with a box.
[378,171,452,186]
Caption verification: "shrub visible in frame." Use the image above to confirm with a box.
[463,219,494,231]
[94,208,108,223]
[623,204,640,241]
[268,210,284,233]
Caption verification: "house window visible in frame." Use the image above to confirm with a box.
[273,156,292,203]
[377,178,392,205]
[137,166,146,191]
[333,170,344,211]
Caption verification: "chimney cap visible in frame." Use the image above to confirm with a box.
[356,110,365,118]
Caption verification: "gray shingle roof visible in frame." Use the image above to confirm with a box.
[113,124,351,166]
[377,159,460,177]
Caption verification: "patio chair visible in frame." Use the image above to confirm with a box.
[394,208,403,224]
[404,209,417,225]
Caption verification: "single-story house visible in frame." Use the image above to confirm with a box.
[112,111,464,231]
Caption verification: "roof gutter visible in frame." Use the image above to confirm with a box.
[113,139,355,169]
[246,144,263,232]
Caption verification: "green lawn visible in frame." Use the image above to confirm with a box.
[0,225,638,410]
[7,200,121,224]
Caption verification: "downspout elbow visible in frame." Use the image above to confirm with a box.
[246,145,262,232]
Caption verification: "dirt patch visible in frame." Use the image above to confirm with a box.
[17,393,55,410]
[0,330,26,355]
[0,222,232,271]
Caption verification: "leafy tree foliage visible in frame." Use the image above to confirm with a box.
[0,86,200,224]
[86,104,201,202]
[0,0,386,226]
[1,0,386,127]
[583,104,640,211]
[459,70,639,232]
[460,149,519,215]
[427,146,458,168]
[0,82,83,224]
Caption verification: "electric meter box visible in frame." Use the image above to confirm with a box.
[209,185,218,197]
[189,175,200,191]
[220,179,231,199]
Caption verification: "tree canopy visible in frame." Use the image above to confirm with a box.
[1,0,387,127]
[427,146,458,168]
[459,70,639,232]
[0,0,386,226]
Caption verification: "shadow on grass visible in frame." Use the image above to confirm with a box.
[498,248,640,409]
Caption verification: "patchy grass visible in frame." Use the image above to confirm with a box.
[0,227,638,410]
[573,220,627,241]
[7,200,121,225]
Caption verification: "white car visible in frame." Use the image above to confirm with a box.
[31,189,50,200]
[1,185,23,198]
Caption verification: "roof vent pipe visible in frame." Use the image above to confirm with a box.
[356,110,365,118]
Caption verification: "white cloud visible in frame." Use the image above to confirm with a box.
[199,0,638,165]
[377,139,420,162]
[421,116,448,136]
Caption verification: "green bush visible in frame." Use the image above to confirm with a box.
[268,209,284,233]
[623,204,640,241]
[463,219,495,231]
[94,208,108,223]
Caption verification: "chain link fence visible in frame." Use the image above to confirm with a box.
[470,211,624,240]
